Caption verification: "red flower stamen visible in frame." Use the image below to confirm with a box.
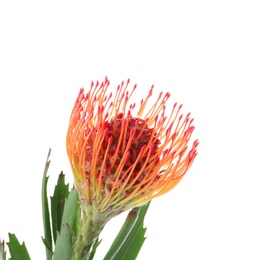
[67,77,198,212]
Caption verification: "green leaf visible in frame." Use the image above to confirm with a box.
[87,238,101,260]
[61,188,79,232]
[41,237,53,254]
[54,188,79,260]
[120,224,147,260]
[50,172,70,243]
[6,234,30,260]
[54,224,73,260]
[0,239,7,260]
[103,209,140,260]
[103,202,150,260]
[41,149,53,260]
[72,192,81,240]
[41,149,54,258]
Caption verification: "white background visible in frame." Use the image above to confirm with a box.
[0,1,272,259]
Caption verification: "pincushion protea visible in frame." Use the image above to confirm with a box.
[66,77,198,259]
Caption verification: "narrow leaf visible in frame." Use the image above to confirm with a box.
[120,224,147,260]
[41,149,53,259]
[54,188,79,260]
[61,188,79,229]
[103,202,150,260]
[0,239,6,260]
[87,238,101,260]
[41,237,53,253]
[7,234,30,260]
[50,172,69,243]
[53,224,73,260]
[72,193,81,240]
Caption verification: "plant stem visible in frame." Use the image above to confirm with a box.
[72,200,117,260]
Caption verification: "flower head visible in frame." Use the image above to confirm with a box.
[67,77,198,212]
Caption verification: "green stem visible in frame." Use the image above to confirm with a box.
[72,200,117,260]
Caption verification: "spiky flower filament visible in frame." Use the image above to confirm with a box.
[67,77,198,214]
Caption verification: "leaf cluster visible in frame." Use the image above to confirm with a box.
[0,149,150,260]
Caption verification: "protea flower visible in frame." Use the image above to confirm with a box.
[66,77,198,259]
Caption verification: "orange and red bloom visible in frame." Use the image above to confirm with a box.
[67,77,198,212]
[67,77,198,258]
